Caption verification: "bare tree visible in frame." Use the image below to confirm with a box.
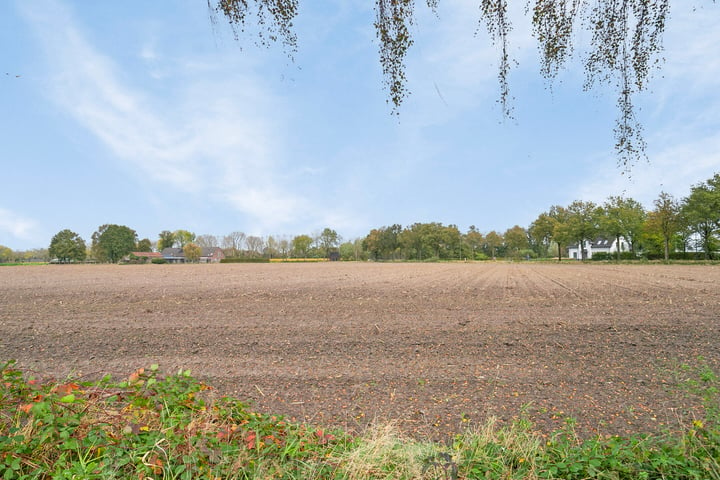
[196,234,219,248]
[222,231,246,257]
[245,235,264,257]
[265,235,279,258]
[278,237,291,258]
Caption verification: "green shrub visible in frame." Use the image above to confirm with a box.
[124,253,142,264]
[592,252,639,261]
[220,257,270,263]
[671,252,703,260]
[0,361,349,479]
[151,257,167,264]
[645,252,703,261]
[518,249,537,260]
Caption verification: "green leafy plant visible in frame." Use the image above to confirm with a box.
[0,361,349,479]
[2,360,720,479]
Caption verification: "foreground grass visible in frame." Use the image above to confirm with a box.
[2,361,719,479]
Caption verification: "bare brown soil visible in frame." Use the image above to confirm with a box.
[2,262,719,440]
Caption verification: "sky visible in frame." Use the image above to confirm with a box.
[1,1,719,250]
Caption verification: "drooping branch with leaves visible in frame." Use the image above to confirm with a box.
[583,0,668,169]
[209,0,299,54]
[210,0,682,168]
[374,0,423,113]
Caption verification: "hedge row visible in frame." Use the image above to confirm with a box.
[220,257,271,263]
[591,252,708,261]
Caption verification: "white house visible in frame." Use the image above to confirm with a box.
[567,237,631,260]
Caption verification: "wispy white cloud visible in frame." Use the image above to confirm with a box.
[19,0,308,232]
[139,41,168,80]
[641,5,720,127]
[661,5,720,87]
[11,0,719,244]
[139,44,157,62]
[0,208,41,244]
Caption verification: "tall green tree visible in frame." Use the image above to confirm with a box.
[173,230,196,248]
[463,226,485,260]
[0,245,13,263]
[292,234,313,258]
[682,174,720,259]
[397,222,460,260]
[529,213,553,258]
[136,238,153,252]
[49,229,87,263]
[599,196,646,259]
[441,224,462,260]
[363,224,402,260]
[351,238,367,261]
[183,242,202,263]
[92,224,137,263]
[339,239,366,261]
[484,231,504,259]
[566,200,600,260]
[530,205,570,261]
[319,228,340,258]
[397,225,424,260]
[157,230,176,251]
[211,0,673,167]
[338,241,354,261]
[644,191,681,261]
[363,228,387,260]
[504,225,529,258]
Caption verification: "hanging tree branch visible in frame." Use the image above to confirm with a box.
[374,0,417,114]
[583,0,668,169]
[479,0,514,118]
[209,0,299,56]
[531,0,582,80]
[211,0,680,169]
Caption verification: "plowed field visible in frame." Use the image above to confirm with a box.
[2,262,719,439]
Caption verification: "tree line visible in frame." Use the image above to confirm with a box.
[42,226,347,264]
[363,172,718,262]
[2,172,716,264]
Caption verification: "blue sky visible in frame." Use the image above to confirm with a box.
[1,1,719,250]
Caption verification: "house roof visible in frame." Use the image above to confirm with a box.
[591,238,613,248]
[130,251,163,258]
[568,237,622,249]
[161,247,222,258]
